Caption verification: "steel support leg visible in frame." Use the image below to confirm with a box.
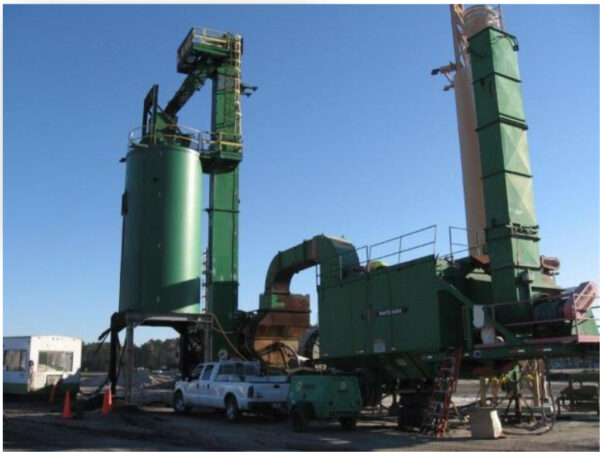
[109,326,118,395]
[109,313,122,396]
[124,322,134,404]
[179,331,189,377]
[204,322,213,363]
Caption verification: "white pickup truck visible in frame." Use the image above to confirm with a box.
[173,360,289,422]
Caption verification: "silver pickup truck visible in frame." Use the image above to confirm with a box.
[173,360,289,422]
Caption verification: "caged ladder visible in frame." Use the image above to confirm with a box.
[421,346,463,437]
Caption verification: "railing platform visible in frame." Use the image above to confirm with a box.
[128,125,242,153]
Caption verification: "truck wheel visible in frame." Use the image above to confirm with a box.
[173,391,190,414]
[340,417,357,431]
[225,396,240,423]
[292,406,309,433]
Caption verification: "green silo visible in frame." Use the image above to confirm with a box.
[119,142,202,315]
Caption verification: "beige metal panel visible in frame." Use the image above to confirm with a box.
[453,64,486,256]
[449,5,503,257]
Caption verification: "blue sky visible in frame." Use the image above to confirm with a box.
[4,5,598,345]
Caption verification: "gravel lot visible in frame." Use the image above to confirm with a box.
[4,375,599,450]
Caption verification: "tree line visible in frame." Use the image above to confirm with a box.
[82,338,180,372]
[81,338,598,373]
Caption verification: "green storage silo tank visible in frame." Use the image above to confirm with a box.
[119,142,202,315]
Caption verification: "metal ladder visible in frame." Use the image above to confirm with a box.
[232,36,242,134]
[421,346,462,437]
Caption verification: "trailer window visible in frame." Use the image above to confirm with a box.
[4,350,27,371]
[38,351,74,372]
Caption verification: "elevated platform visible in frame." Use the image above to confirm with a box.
[176,26,239,73]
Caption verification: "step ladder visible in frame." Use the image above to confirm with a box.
[421,346,462,437]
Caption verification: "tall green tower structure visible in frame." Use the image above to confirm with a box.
[166,27,249,358]
[113,28,251,397]
[204,37,244,358]
[469,27,556,323]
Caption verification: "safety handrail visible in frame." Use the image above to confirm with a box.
[448,226,485,260]
[368,225,437,265]
[128,125,242,153]
[316,225,438,284]
[177,26,234,63]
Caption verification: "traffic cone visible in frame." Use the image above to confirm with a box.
[101,387,113,415]
[61,391,72,419]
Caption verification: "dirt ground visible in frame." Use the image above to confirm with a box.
[4,376,599,451]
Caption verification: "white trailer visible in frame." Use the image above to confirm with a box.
[3,335,82,395]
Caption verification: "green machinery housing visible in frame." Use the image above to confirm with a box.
[258,25,599,402]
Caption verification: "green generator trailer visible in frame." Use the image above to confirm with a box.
[288,374,362,432]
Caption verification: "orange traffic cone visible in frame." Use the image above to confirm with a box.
[101,387,113,415]
[61,391,72,419]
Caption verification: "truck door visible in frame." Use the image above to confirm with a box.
[197,364,215,407]
[213,363,233,404]
[186,364,204,404]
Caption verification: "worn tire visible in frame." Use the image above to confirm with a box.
[173,391,190,414]
[225,396,241,423]
[291,406,309,433]
[340,417,357,431]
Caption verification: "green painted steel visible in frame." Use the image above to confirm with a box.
[261,235,360,306]
[288,374,362,419]
[319,256,449,361]
[469,27,547,323]
[119,144,202,315]
[204,35,244,357]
